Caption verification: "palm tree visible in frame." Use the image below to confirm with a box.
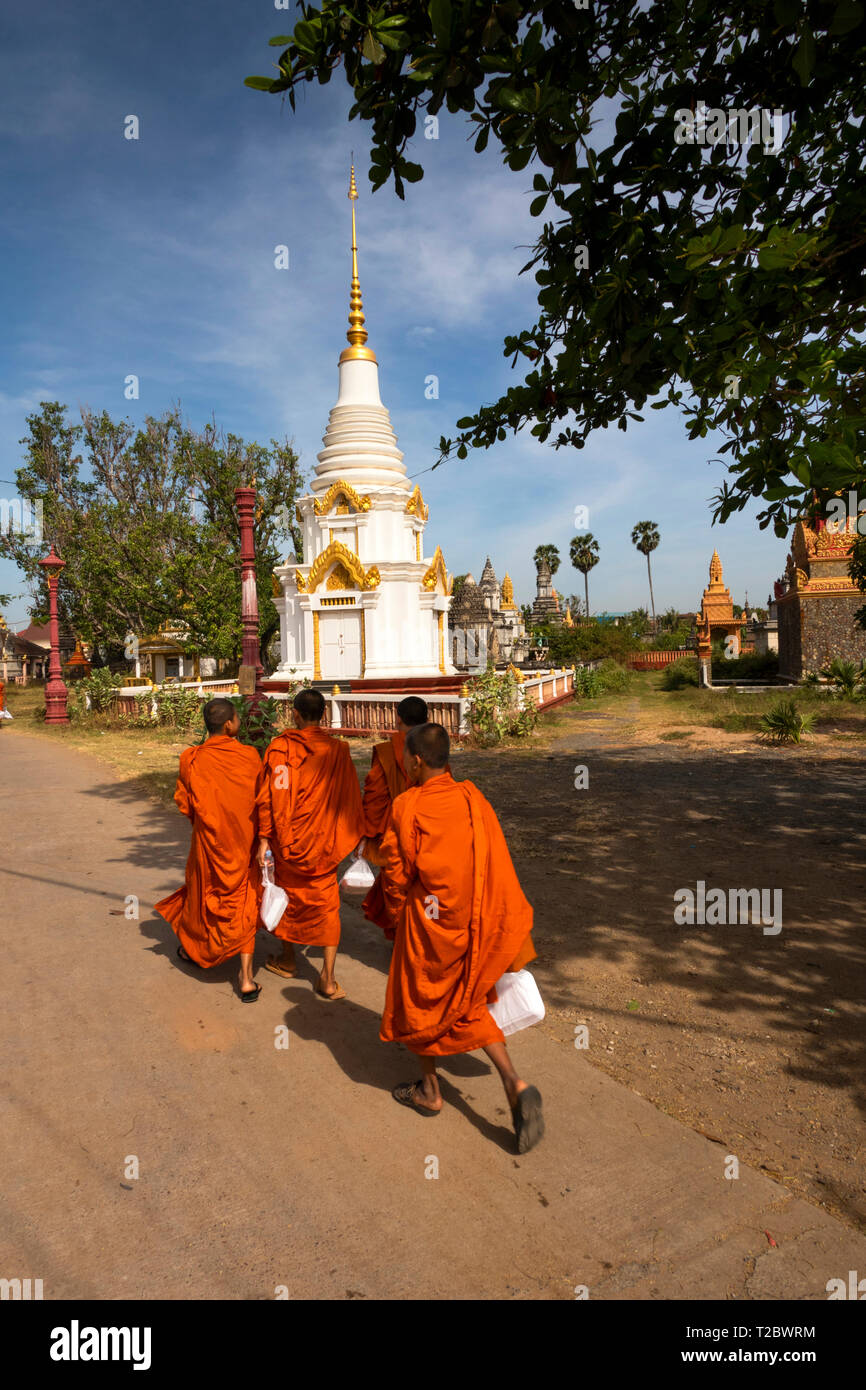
[631,521,660,629]
[533,543,561,576]
[569,534,600,620]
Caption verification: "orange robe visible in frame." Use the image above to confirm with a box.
[362,731,407,861]
[361,732,407,938]
[379,771,536,1056]
[155,735,264,967]
[259,725,363,947]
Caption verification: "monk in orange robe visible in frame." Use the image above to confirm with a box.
[155,697,265,1001]
[257,687,363,1000]
[360,694,428,938]
[379,722,544,1153]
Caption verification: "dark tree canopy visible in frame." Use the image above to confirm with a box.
[247,0,866,539]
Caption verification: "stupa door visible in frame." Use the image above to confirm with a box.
[320,610,362,678]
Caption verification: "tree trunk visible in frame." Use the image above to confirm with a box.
[584,571,590,621]
[646,553,656,629]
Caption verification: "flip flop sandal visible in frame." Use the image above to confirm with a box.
[265,958,298,978]
[513,1085,544,1153]
[240,983,262,1003]
[315,981,346,1001]
[392,1081,441,1116]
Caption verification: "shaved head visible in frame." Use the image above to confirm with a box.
[396,695,428,727]
[203,697,237,734]
[293,687,325,723]
[405,721,450,770]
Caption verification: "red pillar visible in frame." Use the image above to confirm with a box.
[38,546,70,724]
[234,486,265,702]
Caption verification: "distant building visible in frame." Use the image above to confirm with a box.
[450,558,529,670]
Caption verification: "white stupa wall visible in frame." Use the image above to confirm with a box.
[269,336,455,683]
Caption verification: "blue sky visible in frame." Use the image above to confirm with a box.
[0,0,791,631]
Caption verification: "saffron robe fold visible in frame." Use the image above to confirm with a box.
[155,735,264,967]
[259,725,363,947]
[361,731,407,938]
[379,771,536,1056]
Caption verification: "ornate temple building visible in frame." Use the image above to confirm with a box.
[268,169,455,684]
[530,559,563,628]
[695,551,746,656]
[449,558,528,669]
[776,514,866,679]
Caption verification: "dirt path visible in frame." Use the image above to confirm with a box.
[2,728,866,1300]
[453,701,866,1235]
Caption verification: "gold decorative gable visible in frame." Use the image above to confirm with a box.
[313,481,372,516]
[295,540,379,594]
[271,574,282,597]
[405,484,429,520]
[326,562,355,590]
[422,545,449,594]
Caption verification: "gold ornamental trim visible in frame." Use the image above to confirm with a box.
[421,544,449,595]
[313,481,372,517]
[437,610,445,674]
[405,484,429,521]
[295,539,379,594]
[312,611,321,680]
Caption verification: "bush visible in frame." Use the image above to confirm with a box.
[466,669,539,745]
[573,666,602,699]
[661,657,699,690]
[820,657,866,699]
[70,668,117,717]
[760,699,815,744]
[711,650,778,680]
[596,658,631,693]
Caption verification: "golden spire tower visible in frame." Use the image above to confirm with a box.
[340,164,378,365]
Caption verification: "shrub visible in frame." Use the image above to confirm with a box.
[711,650,778,680]
[760,699,815,744]
[661,657,699,690]
[70,668,117,717]
[466,669,539,745]
[573,666,602,699]
[820,657,866,699]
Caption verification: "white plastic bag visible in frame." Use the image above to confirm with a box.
[488,969,545,1036]
[339,856,375,895]
[260,859,288,932]
[0,709,12,720]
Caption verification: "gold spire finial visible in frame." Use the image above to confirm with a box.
[340,164,378,365]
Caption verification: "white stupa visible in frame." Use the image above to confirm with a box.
[270,167,455,683]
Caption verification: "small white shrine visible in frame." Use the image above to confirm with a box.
[269,168,456,683]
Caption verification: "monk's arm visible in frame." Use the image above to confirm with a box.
[174,755,194,821]
[362,757,391,838]
[255,751,278,863]
[379,808,416,926]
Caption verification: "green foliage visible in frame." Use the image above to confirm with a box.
[533,543,560,575]
[540,617,639,665]
[451,573,468,601]
[595,658,632,693]
[819,656,866,698]
[760,698,815,743]
[573,665,602,699]
[661,657,699,690]
[569,531,600,618]
[711,650,779,679]
[466,668,539,745]
[229,695,287,754]
[70,667,117,716]
[0,403,305,665]
[631,521,660,557]
[248,3,866,532]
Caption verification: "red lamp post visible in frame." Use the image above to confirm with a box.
[234,486,265,704]
[38,545,70,725]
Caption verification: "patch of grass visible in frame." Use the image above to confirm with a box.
[659,730,692,741]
